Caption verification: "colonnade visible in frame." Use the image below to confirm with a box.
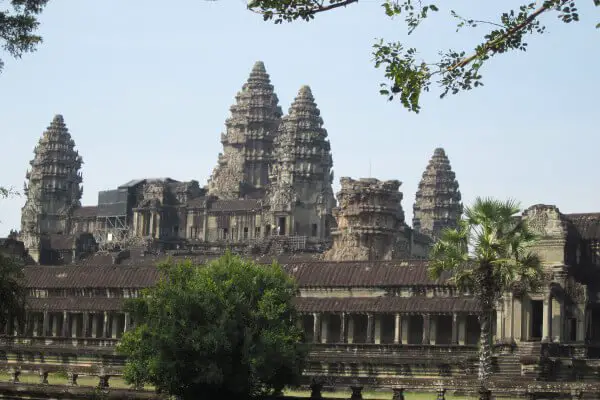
[302,312,480,346]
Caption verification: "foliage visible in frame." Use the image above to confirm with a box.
[246,0,599,113]
[0,252,27,332]
[0,0,49,73]
[428,197,542,388]
[118,253,307,400]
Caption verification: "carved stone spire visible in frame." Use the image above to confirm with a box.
[266,85,336,237]
[21,114,83,262]
[207,61,283,199]
[324,178,405,261]
[412,148,462,240]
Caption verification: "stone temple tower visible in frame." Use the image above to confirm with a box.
[412,148,462,240]
[324,178,405,261]
[207,61,283,199]
[267,85,336,238]
[20,115,83,262]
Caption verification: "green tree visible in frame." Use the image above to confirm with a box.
[0,0,49,73]
[428,198,543,399]
[247,0,599,113]
[0,252,27,334]
[118,253,307,400]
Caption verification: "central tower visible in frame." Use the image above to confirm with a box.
[207,61,283,199]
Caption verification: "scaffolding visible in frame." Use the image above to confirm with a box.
[94,189,131,251]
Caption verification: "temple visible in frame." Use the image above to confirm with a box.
[4,61,600,396]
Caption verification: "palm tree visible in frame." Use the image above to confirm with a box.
[429,197,543,399]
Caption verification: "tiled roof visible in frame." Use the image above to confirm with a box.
[26,297,124,311]
[565,213,600,240]
[281,261,450,287]
[22,260,450,289]
[72,206,98,218]
[209,199,261,212]
[293,296,480,313]
[23,265,160,289]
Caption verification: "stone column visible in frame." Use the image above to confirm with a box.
[91,314,99,338]
[313,313,321,343]
[103,312,109,338]
[149,211,155,238]
[320,314,329,344]
[51,314,58,337]
[496,301,504,341]
[542,293,552,341]
[340,313,347,343]
[124,312,131,333]
[33,314,40,337]
[347,315,354,344]
[374,315,381,344]
[61,311,69,337]
[366,313,374,344]
[394,313,401,344]
[156,211,162,238]
[552,296,564,342]
[422,314,430,344]
[71,313,78,338]
[42,311,49,337]
[505,293,513,341]
[458,315,467,345]
[429,315,437,345]
[401,316,409,344]
[513,296,523,342]
[111,314,119,338]
[451,313,459,344]
[133,211,139,236]
[576,304,586,342]
[82,312,89,338]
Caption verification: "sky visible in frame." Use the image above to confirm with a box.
[0,1,598,236]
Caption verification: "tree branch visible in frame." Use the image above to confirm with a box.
[449,0,564,71]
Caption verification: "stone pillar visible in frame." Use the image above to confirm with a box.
[366,313,374,343]
[111,314,119,338]
[313,313,321,343]
[496,301,504,341]
[156,211,162,238]
[576,304,586,341]
[51,313,58,337]
[392,388,405,400]
[62,311,70,337]
[124,312,131,333]
[542,294,552,341]
[458,315,467,345]
[71,313,78,338]
[42,311,49,336]
[552,296,564,342]
[513,296,523,342]
[422,314,430,344]
[350,386,363,400]
[374,315,381,344]
[394,313,401,344]
[133,211,139,236]
[33,314,40,337]
[401,316,409,344]
[523,296,532,341]
[340,313,347,343]
[103,312,109,338]
[91,314,99,338]
[149,211,155,238]
[82,312,89,338]
[505,293,513,341]
[451,313,459,344]
[320,314,329,344]
[429,315,437,345]
[347,315,354,344]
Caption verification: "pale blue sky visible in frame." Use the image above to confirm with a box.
[1,1,598,236]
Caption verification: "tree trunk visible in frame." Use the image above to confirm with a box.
[478,308,493,400]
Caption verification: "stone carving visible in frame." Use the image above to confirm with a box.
[522,204,567,239]
[20,115,83,262]
[564,277,587,304]
[207,61,283,199]
[412,148,462,241]
[324,177,406,261]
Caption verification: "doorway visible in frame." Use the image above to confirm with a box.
[531,300,543,340]
[277,217,286,236]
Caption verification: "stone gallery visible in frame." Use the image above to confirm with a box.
[3,61,600,393]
